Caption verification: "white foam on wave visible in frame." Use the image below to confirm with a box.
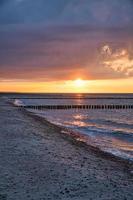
[14,99,25,106]
[104,148,133,161]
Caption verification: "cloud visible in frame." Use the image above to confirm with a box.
[102,44,133,76]
[0,0,133,27]
[0,1,133,81]
[0,0,68,24]
[0,26,133,81]
[60,0,133,27]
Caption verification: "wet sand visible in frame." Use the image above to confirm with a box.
[0,98,133,200]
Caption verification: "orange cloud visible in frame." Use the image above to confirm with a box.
[101,44,133,76]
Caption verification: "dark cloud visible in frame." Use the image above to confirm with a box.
[0,25,133,81]
[0,0,68,24]
[0,0,133,27]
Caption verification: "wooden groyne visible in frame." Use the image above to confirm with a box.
[17,104,133,110]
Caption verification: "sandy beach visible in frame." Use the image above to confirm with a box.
[0,98,133,200]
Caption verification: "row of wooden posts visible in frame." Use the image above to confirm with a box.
[18,104,133,110]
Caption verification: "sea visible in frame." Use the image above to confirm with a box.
[12,93,133,161]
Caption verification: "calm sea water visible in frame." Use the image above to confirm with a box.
[16,94,133,161]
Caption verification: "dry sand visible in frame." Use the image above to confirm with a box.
[0,98,133,200]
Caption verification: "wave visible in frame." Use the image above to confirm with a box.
[14,99,25,106]
[17,96,133,162]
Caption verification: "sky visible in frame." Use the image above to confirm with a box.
[0,0,133,93]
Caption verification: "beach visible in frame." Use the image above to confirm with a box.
[0,98,133,200]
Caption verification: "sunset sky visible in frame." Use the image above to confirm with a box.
[0,0,133,93]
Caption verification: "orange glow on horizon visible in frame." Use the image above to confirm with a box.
[0,78,133,93]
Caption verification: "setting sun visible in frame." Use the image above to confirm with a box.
[74,79,85,87]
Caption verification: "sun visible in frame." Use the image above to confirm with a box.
[74,78,85,87]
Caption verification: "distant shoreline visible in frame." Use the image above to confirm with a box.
[1,92,133,95]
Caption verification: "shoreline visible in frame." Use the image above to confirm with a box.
[23,108,133,173]
[1,99,133,200]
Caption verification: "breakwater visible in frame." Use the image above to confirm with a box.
[18,104,133,110]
